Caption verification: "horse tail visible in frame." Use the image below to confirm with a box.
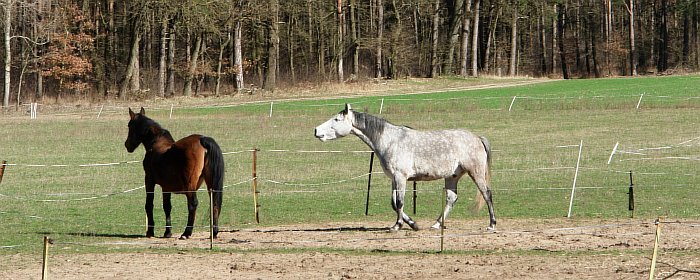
[200,136,224,236]
[472,136,492,214]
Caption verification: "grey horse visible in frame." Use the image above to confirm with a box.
[314,104,496,231]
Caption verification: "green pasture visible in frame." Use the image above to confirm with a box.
[1,75,699,255]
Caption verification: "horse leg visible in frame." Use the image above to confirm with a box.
[390,178,418,231]
[180,193,199,239]
[208,189,221,239]
[431,178,458,229]
[163,192,172,238]
[145,183,156,238]
[473,176,497,231]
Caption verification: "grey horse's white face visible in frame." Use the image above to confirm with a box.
[314,104,354,142]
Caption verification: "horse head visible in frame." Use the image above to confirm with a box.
[125,107,147,153]
[314,103,355,141]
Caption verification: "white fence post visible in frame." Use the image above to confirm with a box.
[567,140,583,218]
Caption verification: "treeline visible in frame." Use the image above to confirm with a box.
[1,0,698,107]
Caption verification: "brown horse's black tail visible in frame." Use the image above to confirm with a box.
[200,136,224,237]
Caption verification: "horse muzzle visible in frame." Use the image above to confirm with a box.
[125,141,137,153]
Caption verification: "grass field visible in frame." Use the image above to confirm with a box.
[1,75,699,256]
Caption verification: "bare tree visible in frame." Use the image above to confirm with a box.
[264,0,279,90]
[509,0,518,76]
[624,0,636,76]
[471,0,481,77]
[430,0,440,77]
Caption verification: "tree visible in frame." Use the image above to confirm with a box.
[429,0,440,77]
[41,4,95,99]
[508,0,518,76]
[264,0,279,90]
[624,0,637,76]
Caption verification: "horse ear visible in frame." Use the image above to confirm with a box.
[129,108,136,119]
[343,103,352,114]
[139,107,146,115]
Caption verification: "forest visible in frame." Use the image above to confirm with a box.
[1,0,698,107]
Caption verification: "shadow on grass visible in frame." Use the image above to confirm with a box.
[248,226,391,233]
[37,231,144,239]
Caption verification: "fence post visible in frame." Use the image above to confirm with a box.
[42,236,50,280]
[508,96,517,111]
[252,148,260,223]
[628,171,635,218]
[0,160,7,185]
[439,188,446,253]
[209,189,214,250]
[412,181,417,215]
[365,152,375,215]
[648,217,663,280]
[567,140,583,218]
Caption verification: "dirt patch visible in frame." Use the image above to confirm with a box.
[3,218,700,279]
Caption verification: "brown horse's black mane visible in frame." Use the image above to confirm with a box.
[135,114,175,144]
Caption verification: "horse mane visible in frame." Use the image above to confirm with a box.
[352,110,408,143]
[139,115,175,142]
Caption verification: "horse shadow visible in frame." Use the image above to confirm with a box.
[248,226,390,234]
[37,231,144,239]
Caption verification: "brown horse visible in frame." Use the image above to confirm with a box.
[125,108,225,239]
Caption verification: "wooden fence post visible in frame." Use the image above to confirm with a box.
[42,236,50,280]
[628,171,635,218]
[648,217,663,280]
[365,152,375,215]
[0,160,7,185]
[252,148,260,223]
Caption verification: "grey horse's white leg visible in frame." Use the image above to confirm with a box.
[473,176,497,231]
[431,178,458,229]
[390,178,419,231]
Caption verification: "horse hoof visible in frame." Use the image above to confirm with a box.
[389,224,402,232]
[430,223,441,230]
[408,222,420,231]
[163,233,172,238]
[179,235,190,240]
[486,226,496,232]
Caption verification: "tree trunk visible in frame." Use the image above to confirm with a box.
[105,0,115,97]
[375,0,384,78]
[605,0,612,76]
[509,0,518,76]
[216,31,231,96]
[264,0,279,91]
[471,0,481,77]
[657,0,668,72]
[483,5,499,74]
[234,21,244,91]
[307,0,314,77]
[445,0,464,75]
[557,2,569,79]
[388,0,401,78]
[625,0,637,76]
[119,28,141,99]
[337,0,344,83]
[539,3,548,75]
[350,0,358,80]
[167,24,176,96]
[430,0,440,77]
[460,0,472,76]
[287,15,296,83]
[4,0,12,108]
[158,18,167,97]
[183,35,202,97]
